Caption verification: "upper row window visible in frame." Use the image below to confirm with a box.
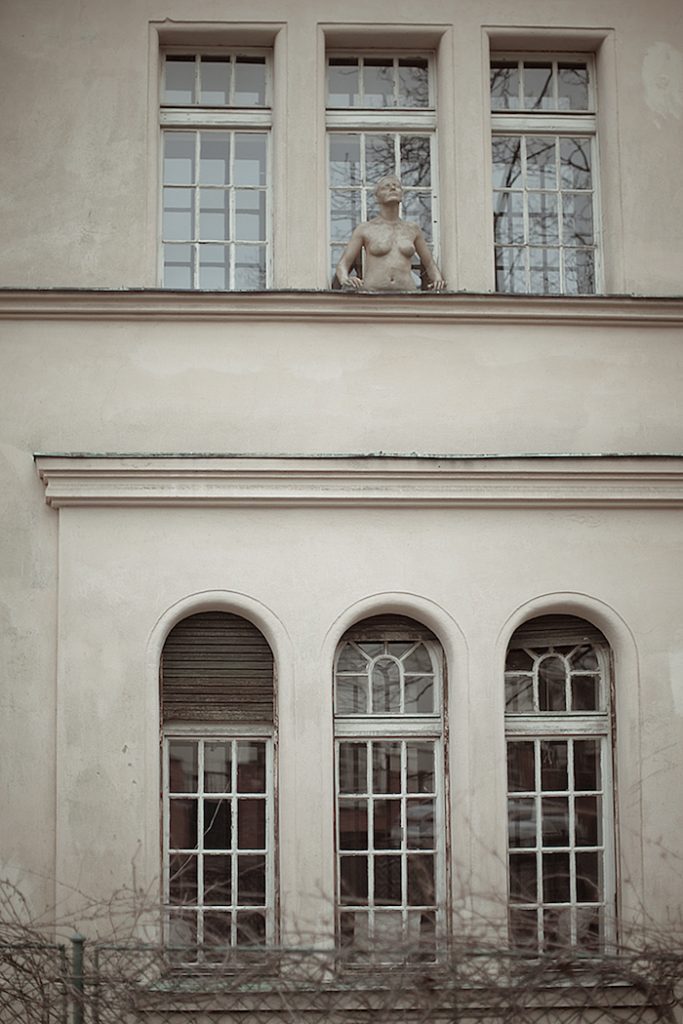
[160,49,600,296]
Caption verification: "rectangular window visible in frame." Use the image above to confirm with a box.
[490,57,599,294]
[160,52,271,290]
[163,734,274,958]
[327,55,438,286]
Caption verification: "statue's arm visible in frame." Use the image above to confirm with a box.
[414,230,446,291]
[335,228,365,289]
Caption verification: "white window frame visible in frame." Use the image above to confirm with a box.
[159,47,273,290]
[333,636,447,953]
[326,51,440,287]
[490,53,602,295]
[162,723,276,959]
[504,637,615,951]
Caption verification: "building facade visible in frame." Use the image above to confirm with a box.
[1,0,683,1015]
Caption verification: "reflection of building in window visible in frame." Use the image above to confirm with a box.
[161,52,271,289]
[491,57,599,294]
[333,615,446,955]
[327,55,438,286]
[161,611,275,958]
[505,615,614,951]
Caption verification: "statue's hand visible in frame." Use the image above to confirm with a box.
[343,276,365,290]
[427,278,446,291]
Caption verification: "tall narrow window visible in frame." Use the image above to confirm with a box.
[505,615,614,951]
[327,55,438,286]
[334,615,446,956]
[490,57,599,294]
[161,52,271,289]
[161,611,275,958]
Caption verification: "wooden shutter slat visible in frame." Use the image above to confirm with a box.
[341,614,437,642]
[509,614,606,650]
[161,612,274,724]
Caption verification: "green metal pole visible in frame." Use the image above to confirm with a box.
[70,933,85,1024]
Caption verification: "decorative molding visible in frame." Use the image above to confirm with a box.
[2,290,683,326]
[35,455,683,509]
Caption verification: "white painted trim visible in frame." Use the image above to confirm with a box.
[35,455,683,509]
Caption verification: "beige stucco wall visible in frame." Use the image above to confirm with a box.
[0,0,682,293]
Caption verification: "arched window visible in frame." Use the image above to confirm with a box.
[505,614,614,951]
[333,615,446,955]
[161,611,275,957]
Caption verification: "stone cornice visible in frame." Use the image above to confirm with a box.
[35,455,683,509]
[3,290,683,326]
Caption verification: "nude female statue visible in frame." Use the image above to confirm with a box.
[335,175,445,292]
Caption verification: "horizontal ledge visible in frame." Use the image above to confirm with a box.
[35,456,683,509]
[2,290,683,325]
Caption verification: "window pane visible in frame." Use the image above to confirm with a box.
[560,138,592,189]
[404,675,434,713]
[371,658,400,712]
[401,191,432,242]
[494,191,524,245]
[495,246,526,292]
[234,133,267,186]
[235,190,266,241]
[238,799,266,849]
[542,852,570,902]
[328,59,359,107]
[236,741,266,793]
[491,62,520,110]
[238,855,266,904]
[492,136,522,188]
[337,643,368,672]
[538,655,566,710]
[204,742,231,793]
[400,135,431,187]
[403,645,432,673]
[398,59,429,107]
[541,797,569,846]
[572,675,600,711]
[575,795,601,846]
[406,798,435,849]
[406,743,434,794]
[236,911,266,945]
[164,57,195,104]
[336,674,368,714]
[170,798,197,849]
[562,193,594,245]
[169,741,198,792]
[163,188,194,241]
[199,189,229,241]
[509,907,538,947]
[576,851,601,901]
[505,673,534,712]
[528,192,559,245]
[203,854,231,904]
[204,799,230,850]
[558,64,589,110]
[339,743,367,793]
[339,798,368,850]
[234,57,266,106]
[330,189,362,242]
[574,739,600,791]
[526,137,557,189]
[204,910,231,946]
[200,133,230,185]
[373,742,401,793]
[363,58,393,108]
[375,855,402,903]
[507,741,535,792]
[330,134,361,187]
[200,59,231,106]
[340,856,368,904]
[509,798,536,848]
[523,63,553,110]
[169,854,198,904]
[198,244,229,289]
[374,800,401,849]
[164,133,195,185]
[529,247,560,294]
[564,248,595,294]
[541,741,568,791]
[509,852,537,902]
[164,243,194,288]
[407,854,434,904]
[365,134,395,183]
[234,245,266,289]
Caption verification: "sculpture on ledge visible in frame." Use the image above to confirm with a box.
[335,175,446,292]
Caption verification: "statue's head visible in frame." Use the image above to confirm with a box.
[374,175,403,202]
